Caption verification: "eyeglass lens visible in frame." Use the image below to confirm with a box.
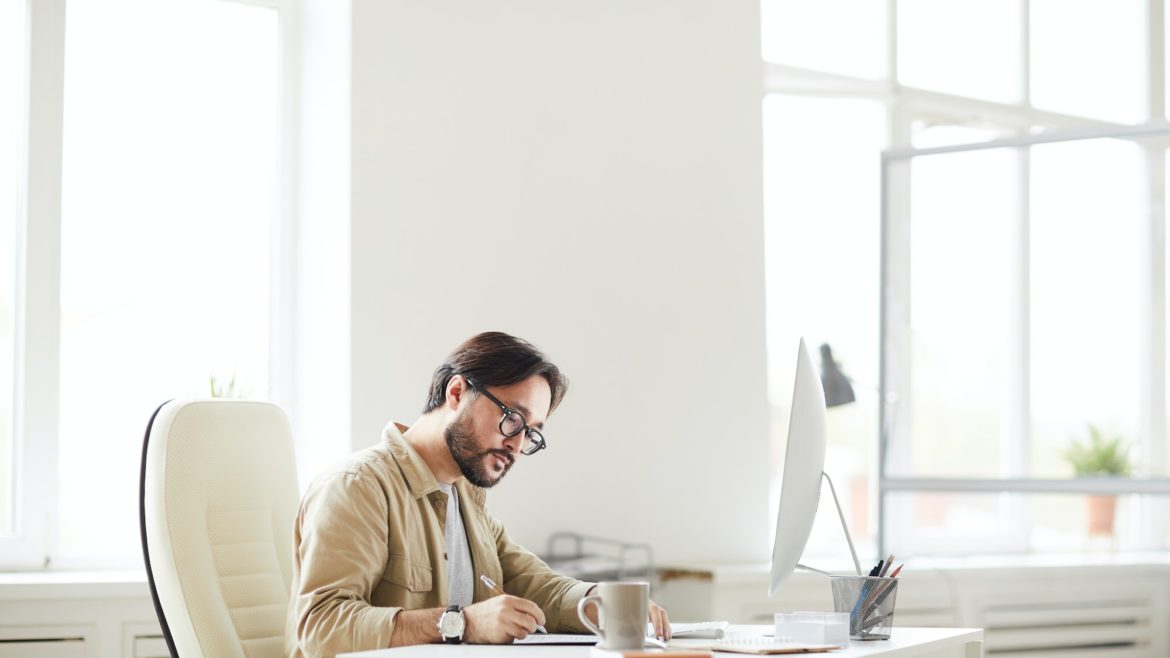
[499,411,543,454]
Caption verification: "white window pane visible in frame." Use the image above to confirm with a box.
[761,0,886,80]
[1031,0,1146,124]
[0,0,23,537]
[57,0,277,565]
[886,492,1022,556]
[1166,8,1170,120]
[1032,494,1151,552]
[888,492,1153,556]
[899,0,1021,103]
[1030,139,1143,479]
[903,149,1019,478]
[1167,151,1170,479]
[763,96,885,557]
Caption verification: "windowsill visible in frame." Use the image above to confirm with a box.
[0,569,149,600]
[895,550,1170,572]
[5,552,1170,597]
[661,551,1170,584]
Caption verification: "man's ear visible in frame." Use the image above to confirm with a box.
[445,375,468,412]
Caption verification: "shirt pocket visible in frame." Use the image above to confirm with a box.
[374,554,434,608]
[383,554,433,591]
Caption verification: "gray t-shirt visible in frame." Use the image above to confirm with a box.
[437,482,474,607]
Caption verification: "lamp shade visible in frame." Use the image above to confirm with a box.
[819,343,856,407]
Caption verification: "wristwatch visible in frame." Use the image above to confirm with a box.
[437,605,465,644]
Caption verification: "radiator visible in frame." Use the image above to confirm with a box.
[0,626,88,658]
[980,597,1155,657]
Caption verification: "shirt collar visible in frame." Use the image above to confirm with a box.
[382,421,444,499]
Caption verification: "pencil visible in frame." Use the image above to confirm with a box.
[861,564,904,625]
[479,574,548,634]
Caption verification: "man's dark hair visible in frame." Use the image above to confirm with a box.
[423,332,568,414]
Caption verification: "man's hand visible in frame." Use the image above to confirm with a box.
[463,595,548,644]
[648,600,671,641]
[581,594,672,642]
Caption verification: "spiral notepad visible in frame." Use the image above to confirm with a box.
[708,636,841,655]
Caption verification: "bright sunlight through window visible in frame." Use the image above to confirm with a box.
[55,0,278,566]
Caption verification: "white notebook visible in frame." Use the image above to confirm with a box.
[513,634,599,645]
[513,634,669,648]
[664,618,725,636]
[708,637,839,655]
[512,621,731,646]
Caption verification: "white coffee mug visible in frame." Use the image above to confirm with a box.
[577,581,649,650]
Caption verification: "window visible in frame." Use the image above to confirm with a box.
[884,131,1162,556]
[1029,139,1144,478]
[1031,0,1146,124]
[899,0,1021,103]
[0,0,24,540]
[763,0,1170,559]
[3,0,285,569]
[902,147,1019,480]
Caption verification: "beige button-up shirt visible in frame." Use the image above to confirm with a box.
[285,422,595,658]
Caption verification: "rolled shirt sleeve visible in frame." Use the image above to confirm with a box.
[486,513,596,633]
[289,472,401,657]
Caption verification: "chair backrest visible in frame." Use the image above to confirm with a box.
[140,399,299,658]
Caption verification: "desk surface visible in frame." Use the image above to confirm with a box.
[340,626,984,657]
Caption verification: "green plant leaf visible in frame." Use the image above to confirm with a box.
[1064,423,1132,476]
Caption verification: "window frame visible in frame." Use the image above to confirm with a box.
[764,0,1170,557]
[2,0,295,570]
[880,123,1170,556]
[5,0,67,570]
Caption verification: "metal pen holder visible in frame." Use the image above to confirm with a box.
[830,575,898,641]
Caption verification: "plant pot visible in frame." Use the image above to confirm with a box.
[1086,495,1117,536]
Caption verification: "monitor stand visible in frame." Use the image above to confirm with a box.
[795,472,863,577]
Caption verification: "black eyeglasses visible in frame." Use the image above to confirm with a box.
[464,378,547,456]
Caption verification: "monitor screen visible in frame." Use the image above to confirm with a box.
[769,337,827,596]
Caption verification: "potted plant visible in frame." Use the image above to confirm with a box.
[209,372,248,399]
[1063,424,1132,536]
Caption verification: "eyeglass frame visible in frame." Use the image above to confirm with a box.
[463,377,547,455]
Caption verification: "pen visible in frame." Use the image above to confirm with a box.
[853,556,892,634]
[860,563,904,629]
[869,564,903,610]
[852,561,881,632]
[479,574,548,634]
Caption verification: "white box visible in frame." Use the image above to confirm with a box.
[774,611,849,646]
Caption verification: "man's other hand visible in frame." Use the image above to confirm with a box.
[649,600,671,641]
[581,594,672,642]
[463,595,548,644]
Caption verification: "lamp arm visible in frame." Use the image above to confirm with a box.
[822,471,863,575]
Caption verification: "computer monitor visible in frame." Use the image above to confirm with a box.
[769,338,861,597]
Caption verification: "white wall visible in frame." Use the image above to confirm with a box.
[348,0,769,565]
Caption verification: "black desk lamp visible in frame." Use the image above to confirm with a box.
[819,343,856,407]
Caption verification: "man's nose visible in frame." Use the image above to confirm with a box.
[501,432,522,456]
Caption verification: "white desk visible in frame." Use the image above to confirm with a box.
[341,626,984,657]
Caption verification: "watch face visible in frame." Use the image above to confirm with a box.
[440,611,465,637]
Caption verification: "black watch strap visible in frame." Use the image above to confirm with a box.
[442,605,463,644]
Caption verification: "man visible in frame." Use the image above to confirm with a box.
[286,332,670,657]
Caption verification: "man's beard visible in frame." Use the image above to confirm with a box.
[445,410,514,488]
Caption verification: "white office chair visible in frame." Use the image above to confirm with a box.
[139,399,299,658]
